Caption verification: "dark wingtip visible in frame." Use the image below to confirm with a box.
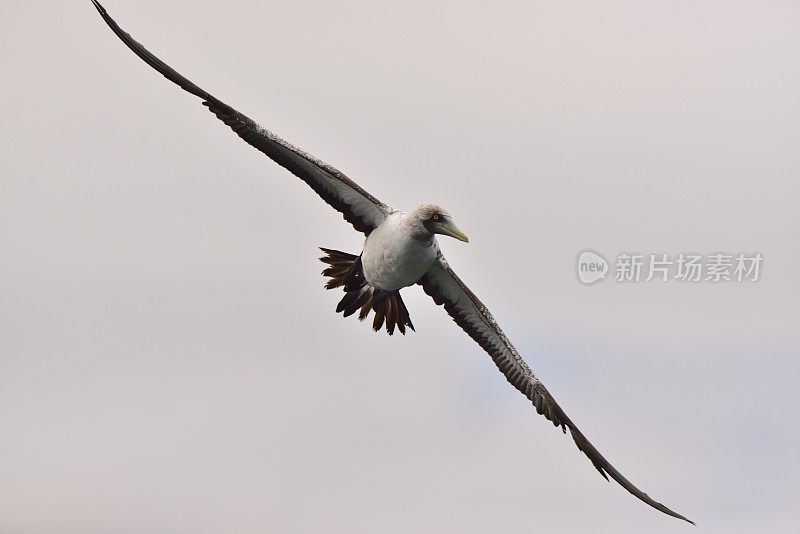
[596,467,610,482]
[91,0,106,16]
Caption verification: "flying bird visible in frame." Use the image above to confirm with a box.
[90,0,692,524]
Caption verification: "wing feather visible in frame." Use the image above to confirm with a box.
[91,0,390,235]
[419,256,693,524]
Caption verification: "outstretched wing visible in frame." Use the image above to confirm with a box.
[419,256,693,524]
[91,1,391,235]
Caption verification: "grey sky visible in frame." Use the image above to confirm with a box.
[1,1,798,532]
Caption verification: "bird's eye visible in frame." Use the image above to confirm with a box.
[433,214,441,221]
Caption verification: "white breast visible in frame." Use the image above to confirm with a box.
[361,212,439,291]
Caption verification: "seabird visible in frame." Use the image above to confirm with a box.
[90,0,692,524]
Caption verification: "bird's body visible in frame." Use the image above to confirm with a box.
[90,0,692,524]
[321,204,464,335]
[362,208,441,291]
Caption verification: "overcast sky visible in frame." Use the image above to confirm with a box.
[1,1,798,533]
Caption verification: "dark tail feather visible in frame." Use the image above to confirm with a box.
[358,289,373,321]
[367,290,413,336]
[320,248,359,290]
[385,297,396,335]
[336,289,360,314]
[371,290,389,332]
[395,295,414,334]
[320,248,414,335]
[346,287,372,318]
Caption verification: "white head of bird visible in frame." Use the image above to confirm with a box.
[408,203,469,243]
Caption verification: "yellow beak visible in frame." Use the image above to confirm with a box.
[434,219,469,242]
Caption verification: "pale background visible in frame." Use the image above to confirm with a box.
[1,1,798,533]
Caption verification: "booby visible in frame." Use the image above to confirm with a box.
[90,1,692,524]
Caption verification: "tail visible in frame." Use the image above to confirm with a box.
[320,248,415,335]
